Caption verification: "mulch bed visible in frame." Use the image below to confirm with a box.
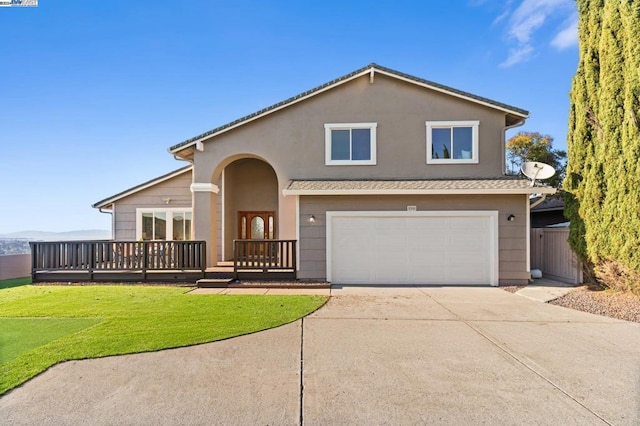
[549,286,640,323]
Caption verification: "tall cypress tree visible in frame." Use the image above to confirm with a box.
[565,0,640,282]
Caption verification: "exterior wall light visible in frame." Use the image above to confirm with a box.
[507,214,516,222]
[309,215,316,223]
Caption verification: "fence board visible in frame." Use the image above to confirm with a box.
[530,228,582,284]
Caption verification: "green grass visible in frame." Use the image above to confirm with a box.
[0,277,31,289]
[0,318,100,363]
[0,285,327,395]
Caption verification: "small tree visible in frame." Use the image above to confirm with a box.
[506,131,567,188]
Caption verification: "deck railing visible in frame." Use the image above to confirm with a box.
[233,239,296,279]
[30,240,206,281]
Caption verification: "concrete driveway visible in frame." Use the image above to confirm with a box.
[2,286,640,425]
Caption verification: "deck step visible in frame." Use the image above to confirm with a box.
[196,278,234,288]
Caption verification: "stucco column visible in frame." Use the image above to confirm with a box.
[278,188,297,241]
[191,183,219,267]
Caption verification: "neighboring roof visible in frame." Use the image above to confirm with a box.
[282,178,556,196]
[531,196,564,212]
[169,63,529,154]
[92,166,192,209]
[546,221,570,228]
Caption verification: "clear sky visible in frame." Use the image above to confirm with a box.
[0,0,578,234]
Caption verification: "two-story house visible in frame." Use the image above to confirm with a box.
[93,64,555,286]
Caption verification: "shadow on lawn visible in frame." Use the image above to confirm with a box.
[0,277,32,290]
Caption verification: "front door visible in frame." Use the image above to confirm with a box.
[238,211,276,240]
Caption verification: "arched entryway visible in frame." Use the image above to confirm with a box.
[221,158,278,260]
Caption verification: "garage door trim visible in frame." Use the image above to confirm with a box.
[326,210,499,286]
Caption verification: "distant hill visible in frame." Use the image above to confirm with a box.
[0,230,111,241]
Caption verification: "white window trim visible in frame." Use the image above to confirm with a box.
[426,120,479,164]
[325,122,377,166]
[136,207,193,241]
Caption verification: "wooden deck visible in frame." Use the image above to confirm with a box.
[29,240,297,284]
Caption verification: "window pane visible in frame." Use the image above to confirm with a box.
[142,213,153,241]
[241,216,247,239]
[173,213,184,240]
[452,127,473,159]
[154,212,166,240]
[432,128,451,159]
[331,129,350,160]
[251,216,265,239]
[184,212,192,240]
[268,216,274,239]
[351,129,371,160]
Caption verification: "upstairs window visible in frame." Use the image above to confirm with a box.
[137,208,192,241]
[325,123,377,165]
[426,121,479,164]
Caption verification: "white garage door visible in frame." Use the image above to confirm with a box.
[327,211,498,286]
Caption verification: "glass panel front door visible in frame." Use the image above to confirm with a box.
[238,212,276,240]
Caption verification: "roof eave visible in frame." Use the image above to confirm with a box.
[168,63,530,154]
[92,166,193,209]
[282,187,557,196]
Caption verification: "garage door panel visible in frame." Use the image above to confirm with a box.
[408,268,447,283]
[330,212,496,286]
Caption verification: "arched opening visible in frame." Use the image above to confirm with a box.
[221,158,278,260]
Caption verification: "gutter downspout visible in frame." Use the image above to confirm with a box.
[529,193,547,209]
[173,155,193,163]
[98,207,114,240]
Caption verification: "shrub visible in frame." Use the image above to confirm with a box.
[594,260,640,295]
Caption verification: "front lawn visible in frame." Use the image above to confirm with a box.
[0,285,327,395]
[0,276,31,289]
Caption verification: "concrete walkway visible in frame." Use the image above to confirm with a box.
[189,287,331,296]
[515,277,578,302]
[2,287,639,425]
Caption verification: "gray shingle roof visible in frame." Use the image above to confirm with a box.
[531,196,565,211]
[284,178,555,194]
[169,63,529,153]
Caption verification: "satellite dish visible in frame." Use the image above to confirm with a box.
[521,162,555,187]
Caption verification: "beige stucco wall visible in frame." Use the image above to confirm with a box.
[113,171,193,240]
[191,73,512,264]
[297,194,529,285]
[192,73,508,182]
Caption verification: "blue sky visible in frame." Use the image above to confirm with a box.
[0,0,578,234]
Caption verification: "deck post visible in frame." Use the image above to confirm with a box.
[89,242,95,281]
[292,240,297,280]
[142,242,148,281]
[233,240,238,280]
[201,242,206,279]
[29,242,37,283]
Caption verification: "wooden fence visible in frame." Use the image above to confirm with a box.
[30,240,206,282]
[530,228,583,284]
